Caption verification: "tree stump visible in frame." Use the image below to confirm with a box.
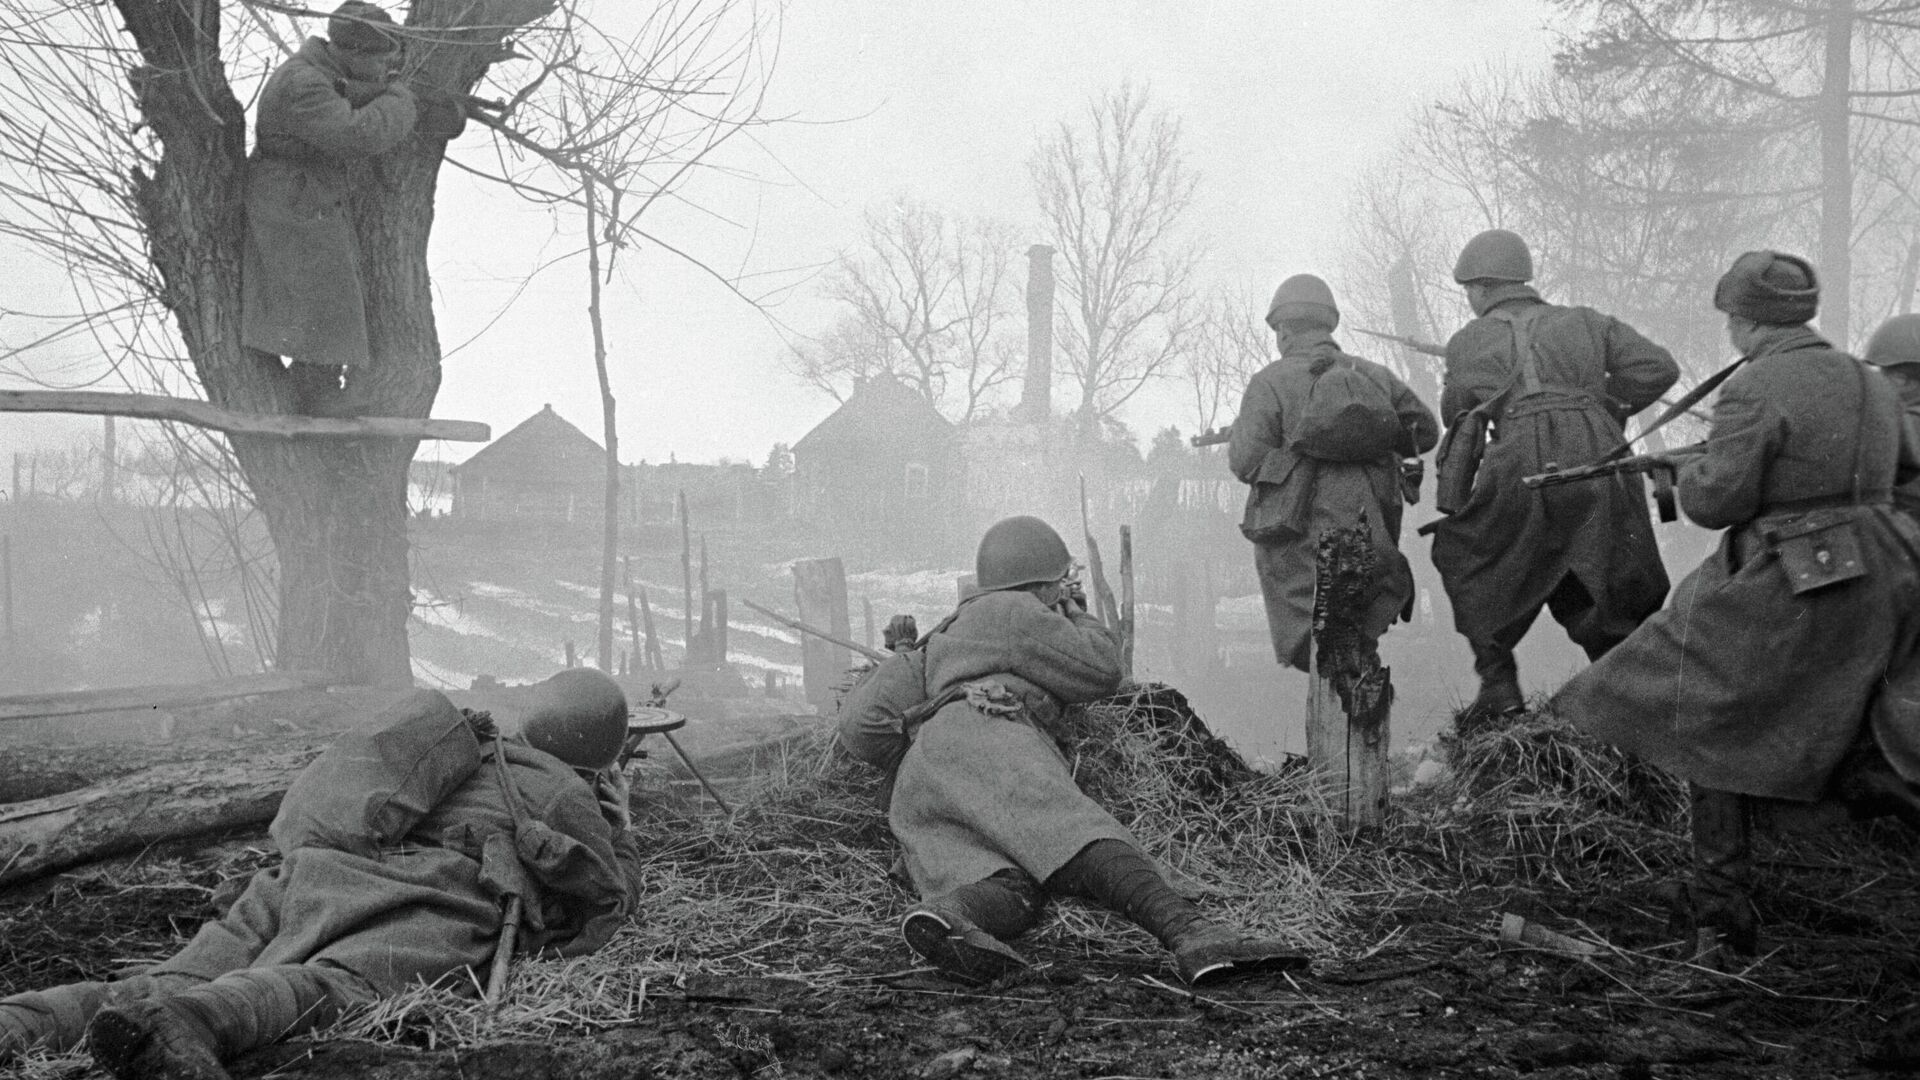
[1307,522,1393,831]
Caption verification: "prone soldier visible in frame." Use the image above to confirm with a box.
[837,516,1306,986]
[0,669,643,1079]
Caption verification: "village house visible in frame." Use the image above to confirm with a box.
[448,404,611,523]
[790,373,954,549]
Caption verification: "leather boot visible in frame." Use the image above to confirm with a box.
[1678,784,1758,958]
[88,999,229,1080]
[902,870,1044,984]
[1048,840,1308,986]
[1459,676,1524,734]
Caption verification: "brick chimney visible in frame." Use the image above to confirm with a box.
[1020,244,1055,423]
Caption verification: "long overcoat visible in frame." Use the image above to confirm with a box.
[1227,332,1438,669]
[837,590,1135,899]
[1431,287,1678,652]
[242,38,416,368]
[151,691,641,993]
[1554,327,1920,801]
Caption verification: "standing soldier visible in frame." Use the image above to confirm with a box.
[1865,313,1920,519]
[837,516,1306,986]
[1431,230,1679,720]
[243,2,468,416]
[1553,252,1920,956]
[1227,274,1438,672]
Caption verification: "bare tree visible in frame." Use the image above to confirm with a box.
[0,0,777,683]
[795,196,1020,421]
[469,0,777,671]
[1554,0,1920,348]
[1030,83,1200,429]
[1182,286,1270,435]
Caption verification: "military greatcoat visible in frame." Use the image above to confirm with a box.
[1555,327,1920,801]
[1431,285,1678,661]
[837,589,1135,899]
[242,37,417,368]
[1227,331,1438,669]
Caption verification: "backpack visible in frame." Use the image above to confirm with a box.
[1290,356,1403,462]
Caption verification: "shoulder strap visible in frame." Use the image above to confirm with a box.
[1488,307,1544,394]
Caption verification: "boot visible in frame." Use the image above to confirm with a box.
[1679,785,1758,959]
[902,870,1043,984]
[88,999,230,1080]
[1463,675,1524,730]
[1835,746,1920,833]
[1049,840,1308,986]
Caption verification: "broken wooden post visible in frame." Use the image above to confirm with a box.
[678,490,694,658]
[956,573,977,603]
[564,640,578,669]
[863,596,876,650]
[792,557,851,708]
[711,588,729,665]
[101,414,116,505]
[625,569,645,673]
[1119,525,1136,677]
[1307,522,1393,831]
[1,534,11,655]
[639,588,664,671]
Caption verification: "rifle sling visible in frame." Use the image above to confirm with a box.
[1603,355,1750,462]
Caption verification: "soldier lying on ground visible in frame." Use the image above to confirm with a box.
[0,669,643,1080]
[838,515,1306,987]
[1553,251,1920,957]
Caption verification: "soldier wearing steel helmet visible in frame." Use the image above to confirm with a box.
[1866,313,1920,519]
[0,670,643,1079]
[1554,252,1920,959]
[1432,229,1679,721]
[837,516,1307,987]
[1227,274,1438,671]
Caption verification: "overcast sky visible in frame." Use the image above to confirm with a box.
[2,0,1559,465]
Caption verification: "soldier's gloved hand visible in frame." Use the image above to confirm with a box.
[1064,579,1089,614]
[337,76,394,109]
[410,82,469,139]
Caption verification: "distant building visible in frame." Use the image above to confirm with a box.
[450,404,607,522]
[791,373,954,546]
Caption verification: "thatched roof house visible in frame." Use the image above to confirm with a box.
[791,373,953,546]
[450,404,605,522]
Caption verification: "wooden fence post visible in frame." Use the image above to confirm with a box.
[711,588,729,665]
[678,490,693,659]
[2,534,12,656]
[793,557,851,708]
[1306,523,1392,831]
[639,588,664,671]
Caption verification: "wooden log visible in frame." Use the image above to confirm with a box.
[0,749,318,888]
[0,389,489,442]
[1307,522,1392,831]
[0,671,332,724]
[789,560,854,708]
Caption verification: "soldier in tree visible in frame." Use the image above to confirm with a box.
[1553,252,1920,957]
[1430,229,1678,722]
[0,670,644,1080]
[1227,274,1438,673]
[242,1,468,417]
[837,516,1306,987]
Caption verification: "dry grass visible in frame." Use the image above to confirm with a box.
[8,687,1918,1074]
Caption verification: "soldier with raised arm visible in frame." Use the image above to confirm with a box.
[838,516,1305,987]
[1430,229,1679,721]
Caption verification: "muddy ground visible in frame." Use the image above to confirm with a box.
[3,807,1914,1080]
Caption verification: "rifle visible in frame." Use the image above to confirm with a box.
[1352,327,1447,358]
[1521,445,1703,523]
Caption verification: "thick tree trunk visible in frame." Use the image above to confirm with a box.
[113,0,554,685]
[1818,0,1854,350]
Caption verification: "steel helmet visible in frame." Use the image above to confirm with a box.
[329,1,399,55]
[1867,313,1920,368]
[1452,229,1534,284]
[975,515,1072,592]
[522,668,629,770]
[1265,274,1340,330]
